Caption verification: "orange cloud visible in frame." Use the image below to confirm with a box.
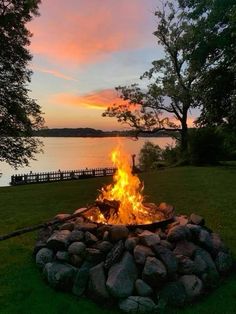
[50,89,123,110]
[29,0,155,64]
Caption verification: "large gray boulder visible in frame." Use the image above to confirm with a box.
[68,242,86,256]
[88,262,110,300]
[158,281,187,307]
[135,279,153,297]
[43,262,77,291]
[68,230,84,242]
[138,230,160,247]
[106,251,138,298]
[215,251,233,273]
[142,257,167,287]
[167,225,191,242]
[133,245,155,265]
[173,240,197,258]
[47,230,71,251]
[179,275,203,300]
[72,261,94,296]
[152,245,178,276]
[36,248,54,269]
[119,296,157,314]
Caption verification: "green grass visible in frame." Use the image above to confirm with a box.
[0,166,236,314]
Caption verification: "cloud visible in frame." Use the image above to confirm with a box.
[50,89,123,110]
[31,65,79,81]
[29,0,156,65]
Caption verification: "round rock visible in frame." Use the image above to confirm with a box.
[36,248,54,269]
[179,275,203,300]
[119,296,157,314]
[110,225,129,242]
[135,279,153,297]
[68,242,86,256]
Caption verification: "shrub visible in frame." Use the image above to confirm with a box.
[138,141,162,171]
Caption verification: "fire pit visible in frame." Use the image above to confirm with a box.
[34,148,233,312]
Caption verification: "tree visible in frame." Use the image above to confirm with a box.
[0,0,44,168]
[103,1,203,153]
[179,0,236,130]
[138,141,162,171]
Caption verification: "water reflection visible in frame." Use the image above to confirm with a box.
[0,137,175,186]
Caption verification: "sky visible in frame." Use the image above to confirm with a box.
[28,0,196,131]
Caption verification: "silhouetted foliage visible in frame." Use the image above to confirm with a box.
[180,0,236,130]
[138,141,162,171]
[0,0,44,168]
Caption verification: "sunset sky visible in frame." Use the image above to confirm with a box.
[28,0,196,130]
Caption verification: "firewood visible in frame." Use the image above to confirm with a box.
[0,206,92,242]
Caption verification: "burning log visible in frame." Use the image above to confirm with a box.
[95,199,120,220]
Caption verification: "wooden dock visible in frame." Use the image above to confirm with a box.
[10,167,116,186]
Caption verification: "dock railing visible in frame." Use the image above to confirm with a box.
[10,167,117,185]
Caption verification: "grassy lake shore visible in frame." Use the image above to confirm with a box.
[0,166,236,313]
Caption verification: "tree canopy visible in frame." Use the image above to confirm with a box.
[103,0,236,152]
[0,0,44,168]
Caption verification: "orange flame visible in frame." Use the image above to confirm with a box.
[97,147,153,224]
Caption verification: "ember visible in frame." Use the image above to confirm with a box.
[84,147,165,225]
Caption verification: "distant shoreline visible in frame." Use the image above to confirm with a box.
[33,127,178,138]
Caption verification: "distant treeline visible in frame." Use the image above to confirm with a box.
[33,128,177,138]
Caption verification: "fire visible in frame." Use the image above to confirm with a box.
[96,147,154,225]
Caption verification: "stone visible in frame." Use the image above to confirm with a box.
[193,254,208,275]
[160,240,174,250]
[104,240,124,269]
[59,222,74,231]
[125,237,139,252]
[133,245,155,265]
[138,230,160,247]
[54,213,71,221]
[72,261,94,296]
[177,255,196,275]
[36,248,54,269]
[44,262,77,291]
[211,233,228,254]
[167,225,191,242]
[186,224,202,239]
[159,281,186,307]
[158,202,175,217]
[152,245,178,276]
[103,230,110,241]
[110,225,129,242]
[68,230,84,242]
[33,240,47,255]
[179,275,203,300]
[155,228,167,239]
[190,213,205,226]
[85,248,104,263]
[142,257,167,287]
[135,279,153,297]
[119,296,157,314]
[198,229,213,252]
[47,230,71,251]
[173,240,197,258]
[68,242,86,256]
[194,249,219,287]
[176,215,189,226]
[69,254,84,267]
[75,223,97,232]
[106,251,138,298]
[89,262,110,300]
[215,251,233,273]
[84,231,98,245]
[95,241,113,253]
[56,251,69,262]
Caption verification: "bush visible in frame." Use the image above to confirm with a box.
[161,144,179,165]
[138,141,162,171]
[187,128,224,165]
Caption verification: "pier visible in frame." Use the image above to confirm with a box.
[10,167,116,186]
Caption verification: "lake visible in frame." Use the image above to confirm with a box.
[0,137,175,186]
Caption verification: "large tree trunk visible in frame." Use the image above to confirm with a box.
[180,111,188,153]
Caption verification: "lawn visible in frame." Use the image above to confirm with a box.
[0,166,236,314]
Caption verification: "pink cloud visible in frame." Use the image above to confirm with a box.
[29,0,155,64]
[31,65,78,81]
[50,89,124,110]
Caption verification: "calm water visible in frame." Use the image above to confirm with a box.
[0,137,174,186]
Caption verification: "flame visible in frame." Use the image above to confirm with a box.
[97,147,153,224]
